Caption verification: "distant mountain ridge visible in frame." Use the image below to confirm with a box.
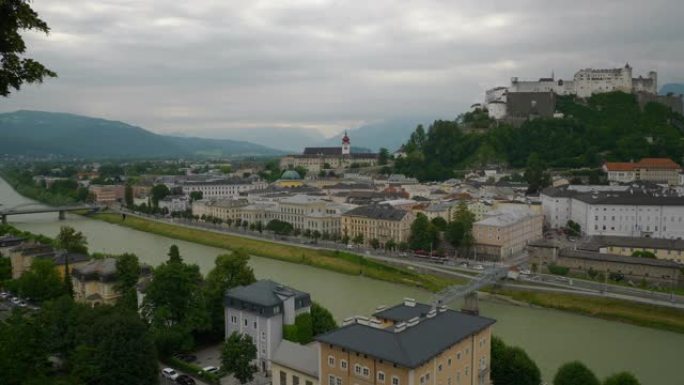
[0,110,284,158]
[660,83,684,96]
[318,117,428,152]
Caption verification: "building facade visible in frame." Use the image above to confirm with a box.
[317,300,495,385]
[341,205,414,247]
[272,341,319,385]
[89,184,125,203]
[280,134,379,172]
[71,258,120,307]
[224,280,311,372]
[603,158,682,185]
[180,178,267,199]
[472,208,543,260]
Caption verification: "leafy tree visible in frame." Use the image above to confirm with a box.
[17,258,63,302]
[352,233,364,246]
[398,242,409,252]
[431,216,448,231]
[205,251,256,335]
[370,238,380,250]
[341,235,350,245]
[409,213,438,251]
[525,152,551,194]
[0,312,48,385]
[124,184,134,207]
[71,310,158,385]
[142,246,208,354]
[266,219,294,235]
[222,332,257,384]
[384,239,397,252]
[311,302,337,336]
[603,372,641,385]
[553,361,600,385]
[150,184,170,207]
[378,147,390,165]
[56,226,88,254]
[189,191,203,202]
[566,220,581,236]
[115,253,141,311]
[491,336,541,385]
[0,257,11,282]
[294,165,308,178]
[0,0,57,97]
[295,312,313,343]
[168,244,182,263]
[631,250,656,259]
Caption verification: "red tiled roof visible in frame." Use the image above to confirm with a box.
[635,158,681,170]
[603,162,636,171]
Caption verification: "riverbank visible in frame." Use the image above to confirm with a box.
[488,287,684,334]
[91,211,684,334]
[90,212,458,292]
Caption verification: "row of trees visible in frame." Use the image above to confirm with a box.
[492,337,642,385]
[408,202,475,256]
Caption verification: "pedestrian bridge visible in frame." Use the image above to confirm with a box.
[0,202,105,224]
[433,255,527,314]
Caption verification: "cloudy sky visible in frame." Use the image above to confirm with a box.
[2,0,683,140]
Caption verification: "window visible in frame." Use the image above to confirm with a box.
[465,366,469,376]
[336,379,342,385]
[329,375,335,385]
[378,372,385,382]
[328,356,335,367]
[254,321,257,329]
[306,381,313,385]
[341,360,347,370]
[244,319,248,326]
[392,376,400,385]
[362,367,370,377]
[448,358,452,366]
[281,371,288,385]
[425,373,430,381]
[457,352,461,360]
[420,376,424,385]
[231,315,238,324]
[355,364,362,375]
[438,364,442,372]
[293,375,300,385]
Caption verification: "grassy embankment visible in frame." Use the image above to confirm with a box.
[91,212,458,292]
[489,287,684,334]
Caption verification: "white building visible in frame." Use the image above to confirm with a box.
[542,185,684,239]
[225,280,311,372]
[508,64,657,98]
[180,178,267,199]
[157,195,189,213]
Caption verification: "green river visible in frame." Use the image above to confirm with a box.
[0,177,681,384]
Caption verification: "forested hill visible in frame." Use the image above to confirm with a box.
[394,92,684,181]
[0,110,285,158]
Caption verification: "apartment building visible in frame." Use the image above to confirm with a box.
[472,208,543,260]
[580,235,684,264]
[89,184,125,203]
[71,258,120,307]
[542,185,684,239]
[317,300,495,385]
[180,178,268,199]
[341,205,414,247]
[192,199,250,221]
[272,341,320,385]
[603,158,682,185]
[225,280,311,372]
[8,243,90,279]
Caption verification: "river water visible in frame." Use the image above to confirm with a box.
[1,177,681,384]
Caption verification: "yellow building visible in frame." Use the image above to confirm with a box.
[8,243,89,279]
[473,208,543,260]
[272,341,320,385]
[341,204,414,247]
[317,300,495,385]
[71,258,120,307]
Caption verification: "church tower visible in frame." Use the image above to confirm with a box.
[341,131,351,155]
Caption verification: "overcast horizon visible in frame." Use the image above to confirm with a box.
[1,0,683,140]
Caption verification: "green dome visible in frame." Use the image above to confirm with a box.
[281,170,301,180]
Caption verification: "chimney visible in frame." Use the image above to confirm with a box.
[407,316,420,327]
[376,305,387,312]
[403,297,416,307]
[426,309,437,318]
[395,322,407,333]
[370,318,383,328]
[438,305,448,313]
[343,317,355,326]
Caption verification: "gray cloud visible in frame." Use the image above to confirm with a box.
[2,0,683,140]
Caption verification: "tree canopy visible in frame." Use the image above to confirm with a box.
[603,372,641,385]
[491,336,541,385]
[409,213,438,251]
[553,361,600,385]
[0,0,57,97]
[222,332,257,384]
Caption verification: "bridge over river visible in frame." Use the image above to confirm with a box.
[0,203,105,224]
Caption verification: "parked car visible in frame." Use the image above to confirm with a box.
[173,353,197,363]
[472,264,484,271]
[161,368,179,380]
[176,374,196,385]
[202,366,219,374]
[0,291,9,299]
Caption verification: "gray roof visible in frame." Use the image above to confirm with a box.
[303,147,343,156]
[373,303,433,322]
[317,308,495,368]
[272,341,319,377]
[72,257,117,281]
[226,279,310,308]
[343,204,409,221]
[559,248,682,268]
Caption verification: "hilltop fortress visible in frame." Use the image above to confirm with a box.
[476,63,682,123]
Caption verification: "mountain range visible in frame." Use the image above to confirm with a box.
[660,83,684,96]
[0,110,285,159]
